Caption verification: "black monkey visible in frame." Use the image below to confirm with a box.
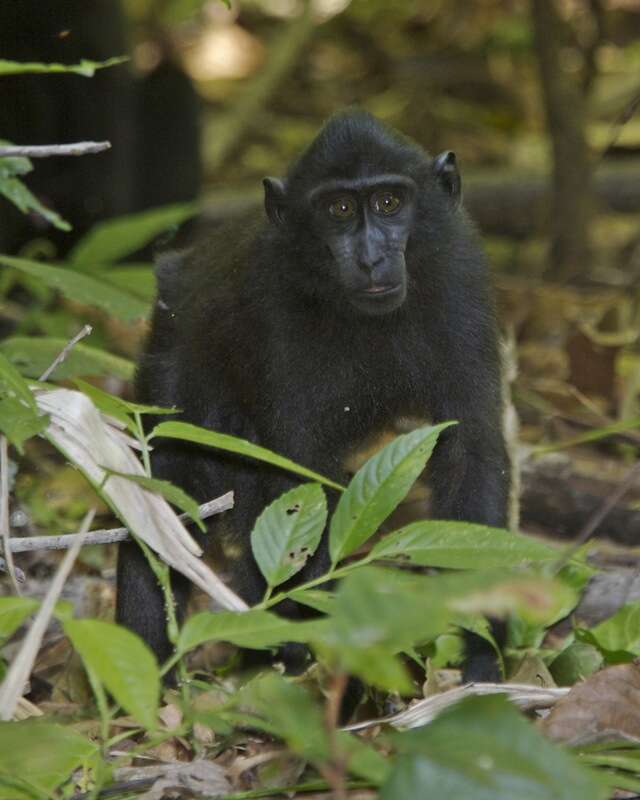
[117,111,510,680]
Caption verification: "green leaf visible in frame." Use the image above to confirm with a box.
[0,175,70,231]
[65,619,159,730]
[103,470,205,531]
[382,695,606,800]
[152,421,344,490]
[0,396,48,452]
[74,379,175,429]
[0,721,98,796]
[0,143,32,177]
[177,609,319,655]
[587,601,640,656]
[370,521,559,569]
[0,56,128,76]
[0,351,36,408]
[69,203,197,266]
[0,255,148,320]
[0,597,39,641]
[101,265,156,301]
[312,567,454,691]
[0,351,47,451]
[329,422,453,565]
[239,673,329,762]
[1,336,134,380]
[251,484,327,589]
[550,641,603,686]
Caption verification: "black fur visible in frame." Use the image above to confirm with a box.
[117,111,510,677]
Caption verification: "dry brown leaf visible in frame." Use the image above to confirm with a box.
[540,661,640,745]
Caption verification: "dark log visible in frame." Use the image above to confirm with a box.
[520,450,640,545]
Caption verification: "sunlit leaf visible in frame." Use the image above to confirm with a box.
[0,56,127,76]
[329,423,453,564]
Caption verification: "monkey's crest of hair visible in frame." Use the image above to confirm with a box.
[287,110,427,191]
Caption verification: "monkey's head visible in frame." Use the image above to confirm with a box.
[262,110,461,317]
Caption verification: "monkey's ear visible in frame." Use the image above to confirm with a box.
[263,177,288,227]
[433,151,461,209]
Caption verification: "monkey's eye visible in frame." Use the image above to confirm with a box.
[370,191,401,215]
[328,196,356,219]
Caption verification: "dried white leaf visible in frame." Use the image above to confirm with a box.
[36,388,247,612]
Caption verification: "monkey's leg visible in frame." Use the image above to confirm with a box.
[116,539,191,668]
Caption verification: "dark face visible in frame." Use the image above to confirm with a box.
[264,173,417,317]
[307,174,416,316]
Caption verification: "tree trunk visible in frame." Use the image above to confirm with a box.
[531,0,595,282]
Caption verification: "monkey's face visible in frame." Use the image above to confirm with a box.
[263,173,416,317]
[307,175,416,316]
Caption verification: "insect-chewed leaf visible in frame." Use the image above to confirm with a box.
[329,422,454,565]
[251,483,327,588]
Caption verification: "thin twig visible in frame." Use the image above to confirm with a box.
[0,509,94,721]
[554,461,640,572]
[0,436,20,592]
[4,492,233,555]
[38,324,93,382]
[0,141,111,158]
[598,84,640,163]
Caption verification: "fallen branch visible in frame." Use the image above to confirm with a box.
[345,682,570,732]
[4,492,233,555]
[0,141,111,158]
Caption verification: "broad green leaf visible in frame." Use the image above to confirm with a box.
[370,521,559,569]
[0,774,45,800]
[103,470,205,531]
[251,484,327,589]
[0,721,98,796]
[65,619,159,730]
[102,265,156,301]
[0,351,47,451]
[329,422,453,565]
[0,597,38,640]
[238,674,389,783]
[239,673,328,762]
[311,567,454,691]
[550,641,603,686]
[0,255,148,320]
[69,203,196,266]
[382,695,606,800]
[0,351,36,407]
[587,601,640,656]
[0,56,127,76]
[1,336,134,380]
[0,396,48,452]
[177,609,319,655]
[0,176,70,231]
[152,421,344,490]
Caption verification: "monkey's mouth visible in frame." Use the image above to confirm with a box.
[362,283,401,296]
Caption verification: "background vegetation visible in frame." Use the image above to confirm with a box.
[1,1,640,798]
